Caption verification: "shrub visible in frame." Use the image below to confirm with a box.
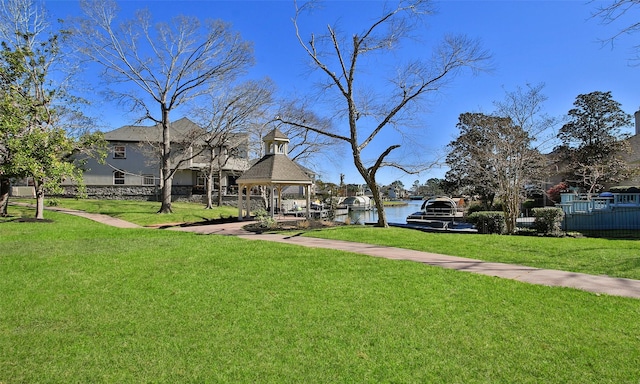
[253,209,276,229]
[466,203,485,216]
[532,207,564,237]
[467,211,505,234]
[491,201,504,212]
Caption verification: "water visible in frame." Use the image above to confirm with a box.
[338,200,424,224]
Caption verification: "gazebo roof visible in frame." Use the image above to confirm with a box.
[236,154,312,185]
[262,128,289,142]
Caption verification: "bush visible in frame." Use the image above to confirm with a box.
[253,209,276,229]
[467,211,505,234]
[532,207,564,237]
[466,203,485,216]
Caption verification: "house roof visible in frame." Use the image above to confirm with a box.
[236,154,312,185]
[104,117,206,143]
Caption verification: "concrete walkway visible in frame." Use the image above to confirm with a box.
[31,205,640,299]
[46,206,143,229]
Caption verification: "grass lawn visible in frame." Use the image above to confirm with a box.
[1,205,640,382]
[11,197,239,226]
[301,226,640,280]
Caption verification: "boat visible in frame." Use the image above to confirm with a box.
[338,195,373,211]
[406,196,464,227]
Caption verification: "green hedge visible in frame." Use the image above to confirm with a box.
[532,207,564,237]
[467,211,505,234]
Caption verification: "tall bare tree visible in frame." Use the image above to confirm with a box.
[493,83,556,208]
[281,0,491,227]
[73,0,254,213]
[196,79,274,208]
[270,99,338,165]
[593,0,640,61]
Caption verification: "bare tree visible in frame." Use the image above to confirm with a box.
[282,0,491,227]
[446,113,544,234]
[493,83,556,211]
[493,83,558,153]
[593,0,640,61]
[73,0,254,213]
[195,79,274,208]
[271,99,338,165]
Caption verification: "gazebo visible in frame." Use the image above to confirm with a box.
[236,128,313,220]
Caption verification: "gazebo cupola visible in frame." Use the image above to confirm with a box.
[235,128,313,220]
[264,128,289,155]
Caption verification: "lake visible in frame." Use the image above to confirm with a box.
[337,200,424,225]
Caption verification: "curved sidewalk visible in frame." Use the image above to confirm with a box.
[168,221,640,299]
[30,205,640,300]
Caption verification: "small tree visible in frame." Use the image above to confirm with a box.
[0,0,104,219]
[546,181,569,204]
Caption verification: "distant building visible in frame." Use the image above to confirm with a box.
[66,117,249,199]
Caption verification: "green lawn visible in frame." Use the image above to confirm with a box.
[301,226,640,280]
[1,205,640,382]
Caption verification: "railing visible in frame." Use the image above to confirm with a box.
[559,193,640,215]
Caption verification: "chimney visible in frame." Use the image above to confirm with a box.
[635,110,640,136]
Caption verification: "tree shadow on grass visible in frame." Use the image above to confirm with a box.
[156,215,240,229]
[0,216,54,223]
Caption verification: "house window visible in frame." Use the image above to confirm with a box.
[113,171,125,185]
[113,145,126,159]
[143,175,155,186]
[195,173,220,189]
[196,172,206,187]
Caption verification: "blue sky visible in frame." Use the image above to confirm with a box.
[46,0,640,188]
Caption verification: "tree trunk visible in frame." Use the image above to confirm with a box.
[205,171,213,209]
[34,180,45,220]
[158,108,173,214]
[353,155,388,227]
[217,167,224,207]
[368,182,388,227]
[0,176,10,216]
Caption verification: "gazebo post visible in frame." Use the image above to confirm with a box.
[270,185,276,218]
[278,186,283,217]
[306,184,311,219]
[237,185,243,221]
[245,185,252,220]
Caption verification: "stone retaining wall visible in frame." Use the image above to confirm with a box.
[60,185,266,210]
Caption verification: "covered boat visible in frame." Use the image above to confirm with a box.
[339,195,373,211]
[406,196,464,226]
